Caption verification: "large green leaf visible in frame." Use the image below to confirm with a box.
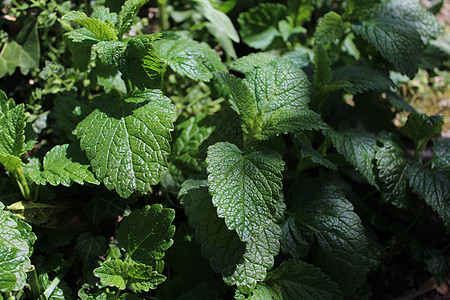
[155,39,226,82]
[400,113,444,155]
[0,206,36,292]
[230,52,278,74]
[119,34,165,90]
[206,142,284,242]
[292,182,371,295]
[314,12,348,45]
[332,65,396,94]
[180,179,281,294]
[117,0,150,37]
[76,90,176,198]
[327,129,378,187]
[280,217,310,259]
[24,144,100,187]
[265,260,341,299]
[116,204,175,265]
[62,11,118,41]
[408,163,449,225]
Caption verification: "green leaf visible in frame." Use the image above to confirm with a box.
[0,101,26,171]
[154,39,226,82]
[83,188,127,224]
[119,34,166,90]
[93,41,125,68]
[117,0,150,37]
[206,142,284,242]
[352,17,424,78]
[280,217,310,259]
[327,129,379,187]
[75,232,106,265]
[314,12,348,45]
[230,52,278,74]
[91,6,118,24]
[400,113,444,155]
[0,208,36,292]
[384,91,416,112]
[180,179,281,294]
[332,65,396,94]
[238,3,287,50]
[266,260,341,299]
[375,138,410,208]
[432,139,450,177]
[294,132,337,170]
[94,259,128,290]
[117,204,175,265]
[292,182,370,295]
[62,11,118,41]
[53,95,91,139]
[76,90,176,198]
[24,144,100,187]
[408,163,450,225]
[65,28,100,45]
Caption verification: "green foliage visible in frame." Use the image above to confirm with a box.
[117,0,150,37]
[314,12,348,45]
[62,11,118,41]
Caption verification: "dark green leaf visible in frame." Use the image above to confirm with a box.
[84,188,127,224]
[93,41,125,68]
[314,12,348,45]
[280,217,310,259]
[432,139,450,177]
[75,232,106,265]
[294,132,337,170]
[401,113,444,155]
[332,65,396,94]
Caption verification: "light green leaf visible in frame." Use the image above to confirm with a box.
[266,260,341,299]
[400,113,444,155]
[127,263,166,292]
[327,129,378,187]
[432,139,450,177]
[117,0,150,37]
[154,39,226,82]
[314,12,348,45]
[180,179,281,294]
[238,3,287,50]
[75,232,106,265]
[24,144,100,187]
[65,28,100,45]
[352,17,424,78]
[93,259,128,290]
[0,102,26,171]
[62,11,118,41]
[76,90,176,198]
[119,34,165,90]
[91,6,118,24]
[93,41,125,68]
[0,208,36,292]
[206,142,284,242]
[376,138,410,208]
[408,162,449,225]
[332,65,396,94]
[294,132,337,170]
[230,52,278,74]
[292,182,370,295]
[117,204,175,265]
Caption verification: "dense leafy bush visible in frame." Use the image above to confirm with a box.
[0,0,449,299]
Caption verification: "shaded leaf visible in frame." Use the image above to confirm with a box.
[314,12,348,45]
[75,232,106,265]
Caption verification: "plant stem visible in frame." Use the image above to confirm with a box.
[42,251,77,299]
[158,0,169,32]
[14,167,32,200]
[28,266,43,300]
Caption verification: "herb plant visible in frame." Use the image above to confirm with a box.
[0,0,449,299]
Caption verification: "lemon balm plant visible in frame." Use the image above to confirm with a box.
[0,0,449,299]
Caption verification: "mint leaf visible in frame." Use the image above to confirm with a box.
[76,90,176,198]
[230,52,278,74]
[117,204,175,265]
[266,260,341,299]
[94,259,128,290]
[0,207,36,292]
[206,142,284,242]
[62,11,118,41]
[75,232,106,265]
[84,188,127,225]
[293,181,370,295]
[117,0,149,37]
[314,12,348,45]
[327,129,378,187]
[385,91,416,112]
[433,140,450,177]
[352,17,424,78]
[180,179,281,294]
[408,163,450,225]
[238,3,287,50]
[91,6,118,24]
[155,39,226,82]
[401,113,444,155]
[93,41,125,68]
[24,144,100,187]
[332,65,396,94]
[119,34,165,90]
[280,217,310,260]
[294,132,337,170]
[65,28,100,45]
[375,138,410,208]
[53,96,90,139]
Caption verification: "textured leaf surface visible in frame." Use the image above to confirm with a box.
[293,182,370,295]
[433,140,450,177]
[119,34,165,90]
[0,207,36,292]
[352,17,423,78]
[62,11,118,41]
[25,144,99,187]
[266,260,341,299]
[94,259,128,290]
[401,113,444,154]
[206,142,284,242]
[64,28,100,45]
[314,12,348,45]
[294,132,337,170]
[118,0,150,37]
[76,90,176,198]
[327,129,378,187]
[0,100,26,171]
[180,179,281,293]
[238,3,286,50]
[332,65,396,94]
[376,138,410,207]
[75,232,106,265]
[409,163,450,225]
[117,204,175,265]
[155,39,226,82]
[93,41,125,68]
[230,52,278,74]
